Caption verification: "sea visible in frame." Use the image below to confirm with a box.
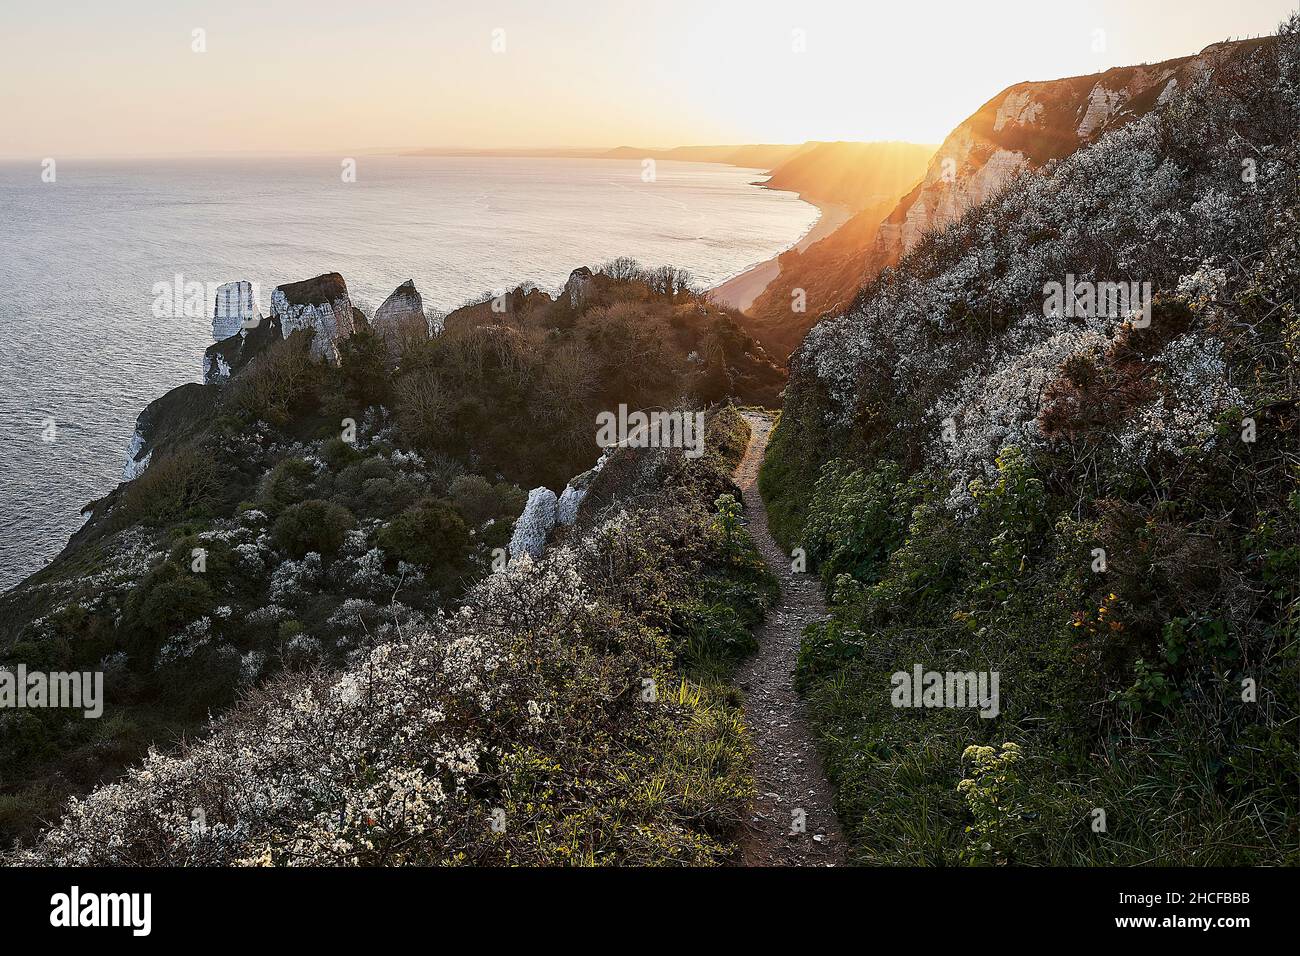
[0,154,816,590]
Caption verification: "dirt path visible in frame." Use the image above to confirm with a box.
[732,411,847,866]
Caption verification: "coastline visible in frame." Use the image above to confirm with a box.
[707,195,852,314]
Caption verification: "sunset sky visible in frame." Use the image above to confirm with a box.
[1,0,1295,158]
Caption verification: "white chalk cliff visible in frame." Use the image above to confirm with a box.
[869,41,1249,271]
[270,273,357,364]
[372,279,427,343]
[212,280,261,341]
[508,487,559,560]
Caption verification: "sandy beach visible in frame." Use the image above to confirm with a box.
[708,198,852,313]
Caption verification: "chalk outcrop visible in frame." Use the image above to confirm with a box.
[203,281,262,383]
[508,487,559,560]
[203,272,361,382]
[563,267,594,308]
[270,273,357,364]
[212,280,261,341]
[556,452,610,526]
[372,279,428,346]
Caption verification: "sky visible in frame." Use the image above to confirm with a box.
[0,0,1295,158]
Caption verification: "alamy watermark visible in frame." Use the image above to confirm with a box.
[0,665,103,718]
[891,665,999,718]
[50,886,150,936]
[1043,274,1151,327]
[595,404,705,459]
[152,274,264,323]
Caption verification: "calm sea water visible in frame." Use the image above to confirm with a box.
[0,155,815,590]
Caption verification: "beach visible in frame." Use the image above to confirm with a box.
[708,198,853,313]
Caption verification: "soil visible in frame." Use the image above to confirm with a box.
[732,411,848,866]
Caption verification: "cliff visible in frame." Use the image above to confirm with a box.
[759,26,1298,865]
[204,272,367,383]
[0,260,782,844]
[269,272,360,364]
[868,38,1275,274]
[734,37,1277,364]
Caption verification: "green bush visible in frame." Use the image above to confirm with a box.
[336,327,393,411]
[321,436,363,471]
[782,439,1297,865]
[113,448,222,529]
[449,475,526,527]
[376,499,470,586]
[259,458,316,515]
[803,458,911,587]
[272,499,356,558]
[123,571,215,662]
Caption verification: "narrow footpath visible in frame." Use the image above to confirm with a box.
[732,411,847,866]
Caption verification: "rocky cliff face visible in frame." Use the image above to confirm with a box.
[270,272,358,363]
[372,279,427,342]
[733,47,1262,363]
[211,280,261,341]
[563,267,595,308]
[869,39,1270,272]
[203,272,361,383]
[778,31,1292,512]
[117,384,217,491]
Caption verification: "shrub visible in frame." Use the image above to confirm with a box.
[113,448,222,528]
[259,458,316,514]
[272,499,356,558]
[130,573,215,657]
[449,475,525,527]
[957,742,1027,864]
[10,516,752,866]
[336,327,392,410]
[376,499,470,586]
[320,437,363,471]
[803,458,911,586]
[227,333,320,426]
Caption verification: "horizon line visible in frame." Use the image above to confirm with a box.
[0,139,943,164]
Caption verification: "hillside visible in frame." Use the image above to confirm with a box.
[4,20,1296,871]
[0,262,781,847]
[760,141,936,210]
[868,37,1278,275]
[735,36,1283,363]
[761,23,1298,864]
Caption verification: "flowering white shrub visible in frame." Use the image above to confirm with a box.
[239,650,266,687]
[790,33,1298,510]
[268,553,323,605]
[10,488,746,866]
[158,617,214,665]
[1119,333,1244,463]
